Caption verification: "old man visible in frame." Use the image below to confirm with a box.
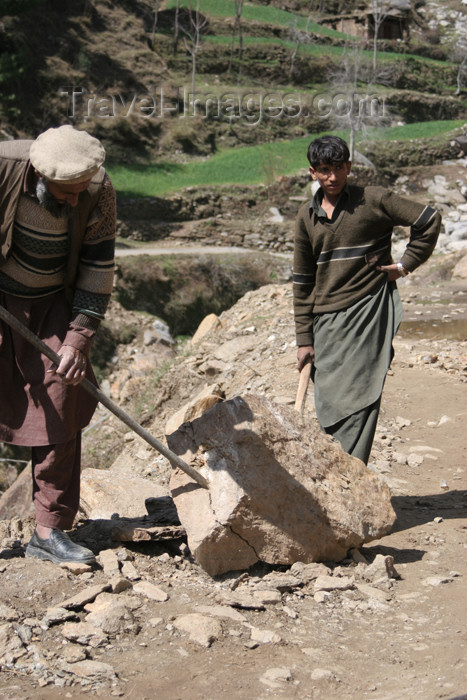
[0,125,116,564]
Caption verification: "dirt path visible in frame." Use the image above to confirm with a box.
[0,276,466,700]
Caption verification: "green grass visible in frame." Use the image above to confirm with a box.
[166,0,450,66]
[109,134,321,196]
[107,121,465,198]
[356,120,465,141]
[204,34,449,66]
[165,0,347,39]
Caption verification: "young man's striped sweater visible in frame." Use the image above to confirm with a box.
[293,184,441,346]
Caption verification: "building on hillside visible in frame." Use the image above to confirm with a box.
[321,0,412,42]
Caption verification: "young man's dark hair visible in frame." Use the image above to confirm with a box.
[307,135,350,168]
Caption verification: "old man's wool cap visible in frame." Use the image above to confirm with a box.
[29,125,105,184]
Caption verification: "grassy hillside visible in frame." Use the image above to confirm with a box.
[0,0,465,189]
[109,120,466,197]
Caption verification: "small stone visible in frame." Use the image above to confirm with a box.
[356,583,391,603]
[44,607,78,625]
[261,572,303,591]
[314,575,354,593]
[250,627,282,644]
[294,562,331,583]
[121,561,140,580]
[420,353,437,364]
[440,480,449,491]
[244,640,258,649]
[253,589,282,605]
[61,621,108,647]
[116,548,133,561]
[84,593,140,635]
[364,554,399,581]
[311,668,337,681]
[63,645,87,663]
[148,617,163,627]
[99,549,120,577]
[109,576,133,594]
[61,584,111,610]
[407,453,424,468]
[63,659,116,680]
[59,562,93,575]
[422,576,452,587]
[0,622,24,662]
[349,549,368,565]
[282,605,298,619]
[217,591,265,610]
[173,614,221,648]
[433,517,443,524]
[260,667,293,688]
[0,604,19,621]
[196,605,246,623]
[133,581,169,602]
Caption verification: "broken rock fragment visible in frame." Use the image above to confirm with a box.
[173,613,222,647]
[167,394,396,576]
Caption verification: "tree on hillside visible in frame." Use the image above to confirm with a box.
[451,35,467,96]
[309,0,348,13]
[369,0,390,76]
[180,0,209,99]
[173,0,181,55]
[150,0,160,50]
[228,0,244,74]
[309,0,326,12]
[288,17,315,79]
[328,45,364,160]
[455,55,467,96]
[327,43,391,160]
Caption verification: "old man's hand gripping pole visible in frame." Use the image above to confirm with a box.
[0,303,208,490]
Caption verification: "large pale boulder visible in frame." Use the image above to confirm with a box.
[166,394,396,576]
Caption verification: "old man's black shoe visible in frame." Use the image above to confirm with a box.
[26,529,96,565]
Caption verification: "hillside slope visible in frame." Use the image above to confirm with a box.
[1,0,465,165]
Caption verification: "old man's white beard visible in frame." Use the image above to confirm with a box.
[35,178,74,219]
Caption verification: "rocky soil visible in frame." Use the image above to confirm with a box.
[0,155,466,699]
[0,0,466,693]
[0,251,466,699]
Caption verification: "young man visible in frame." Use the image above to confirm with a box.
[293,134,441,464]
[0,125,116,563]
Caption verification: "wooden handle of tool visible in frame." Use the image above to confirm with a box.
[294,360,312,414]
[0,303,209,489]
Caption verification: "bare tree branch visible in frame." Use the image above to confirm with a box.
[288,16,314,78]
[150,0,160,50]
[228,0,244,74]
[173,0,181,55]
[179,0,209,98]
[369,0,390,75]
[328,43,391,160]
